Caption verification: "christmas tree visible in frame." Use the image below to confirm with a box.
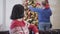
[23,0,38,26]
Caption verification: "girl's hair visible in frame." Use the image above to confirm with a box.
[10,4,24,20]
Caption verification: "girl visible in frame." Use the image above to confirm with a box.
[10,4,39,34]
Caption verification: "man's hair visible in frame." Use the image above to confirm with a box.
[42,1,47,6]
[10,4,24,20]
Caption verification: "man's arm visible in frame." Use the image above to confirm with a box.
[49,9,52,16]
[29,5,41,12]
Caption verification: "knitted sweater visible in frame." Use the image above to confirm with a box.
[10,20,39,34]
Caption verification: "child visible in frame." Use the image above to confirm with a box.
[10,4,39,34]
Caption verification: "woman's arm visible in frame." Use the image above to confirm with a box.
[28,24,39,34]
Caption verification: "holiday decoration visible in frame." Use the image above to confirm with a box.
[23,0,38,26]
[23,0,49,26]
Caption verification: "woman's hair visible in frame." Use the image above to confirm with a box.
[10,4,24,20]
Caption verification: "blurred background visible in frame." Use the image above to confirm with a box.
[0,0,60,34]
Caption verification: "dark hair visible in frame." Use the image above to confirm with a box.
[42,1,47,6]
[10,4,24,20]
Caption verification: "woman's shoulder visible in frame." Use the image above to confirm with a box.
[11,20,19,25]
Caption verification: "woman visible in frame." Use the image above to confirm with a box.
[10,4,39,34]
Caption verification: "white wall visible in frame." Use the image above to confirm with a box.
[6,0,23,30]
[49,0,60,29]
[0,0,5,31]
[0,0,3,25]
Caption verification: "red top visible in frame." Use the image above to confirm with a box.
[10,20,39,34]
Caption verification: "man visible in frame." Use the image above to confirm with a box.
[29,1,52,31]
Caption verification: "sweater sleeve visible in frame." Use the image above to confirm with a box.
[28,24,39,34]
[50,9,52,16]
[29,5,41,13]
[49,9,52,16]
